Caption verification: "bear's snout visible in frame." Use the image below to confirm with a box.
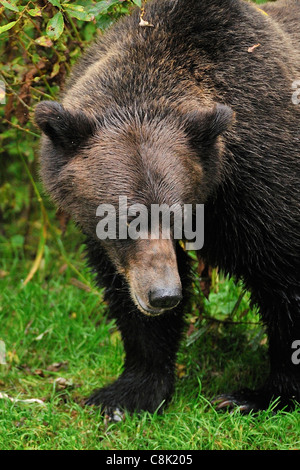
[126,239,183,316]
[133,282,182,317]
[148,287,182,310]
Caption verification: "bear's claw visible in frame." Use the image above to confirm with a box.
[212,388,270,413]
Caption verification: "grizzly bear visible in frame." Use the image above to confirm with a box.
[35,0,300,418]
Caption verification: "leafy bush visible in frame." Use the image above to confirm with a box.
[0,0,140,228]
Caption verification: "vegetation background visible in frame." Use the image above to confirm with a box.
[0,0,299,450]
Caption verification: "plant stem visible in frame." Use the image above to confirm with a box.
[3,119,40,138]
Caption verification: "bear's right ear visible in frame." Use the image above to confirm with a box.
[34,101,98,150]
[183,104,235,147]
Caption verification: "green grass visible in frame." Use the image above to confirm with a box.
[1,220,300,450]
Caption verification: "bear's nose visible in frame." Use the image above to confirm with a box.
[148,287,183,310]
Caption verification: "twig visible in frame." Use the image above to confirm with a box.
[201,315,261,326]
[229,291,245,319]
[65,12,82,43]
[3,119,40,138]
[30,86,54,100]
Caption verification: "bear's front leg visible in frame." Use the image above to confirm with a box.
[86,304,186,418]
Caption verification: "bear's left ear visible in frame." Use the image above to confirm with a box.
[35,101,98,150]
[184,104,235,146]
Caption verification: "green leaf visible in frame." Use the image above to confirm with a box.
[88,1,120,16]
[27,7,42,17]
[35,36,53,47]
[62,3,85,11]
[96,15,114,31]
[46,11,64,40]
[82,21,96,41]
[10,234,24,248]
[63,4,95,21]
[0,21,17,35]
[0,0,19,13]
[48,0,61,8]
[50,61,60,79]
[132,0,142,7]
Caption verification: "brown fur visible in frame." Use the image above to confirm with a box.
[34,0,300,415]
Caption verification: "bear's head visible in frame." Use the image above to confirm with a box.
[35,101,234,316]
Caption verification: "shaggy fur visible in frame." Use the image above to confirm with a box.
[35,0,300,416]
